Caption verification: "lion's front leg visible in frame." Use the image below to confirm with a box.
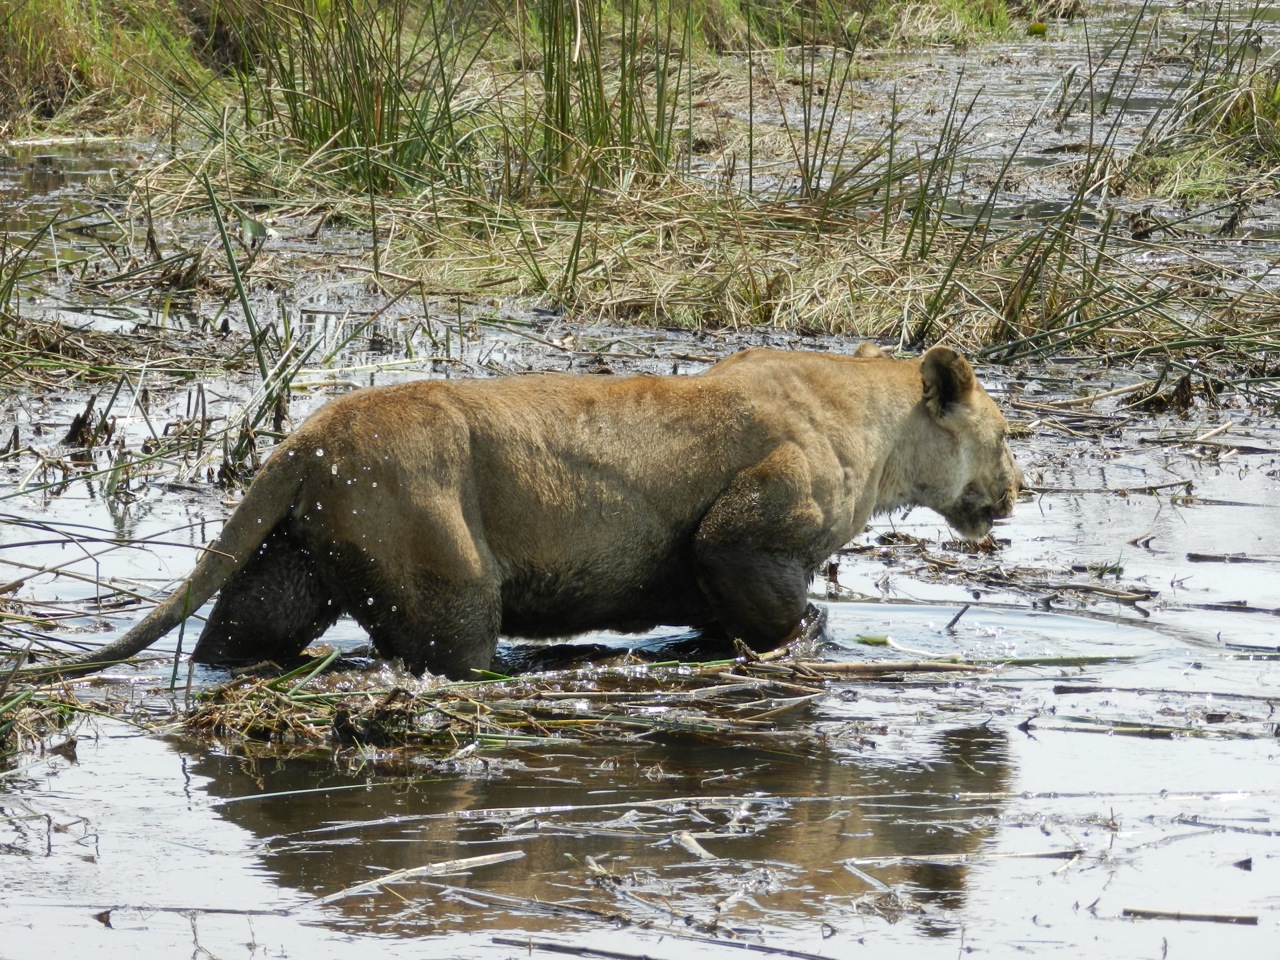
[693,445,826,651]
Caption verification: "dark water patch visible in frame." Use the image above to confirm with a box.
[0,141,136,231]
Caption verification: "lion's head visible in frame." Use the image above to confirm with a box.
[901,345,1022,540]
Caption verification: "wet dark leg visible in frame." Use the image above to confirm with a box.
[694,544,813,649]
[193,525,338,666]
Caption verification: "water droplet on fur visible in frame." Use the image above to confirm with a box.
[315,502,322,510]
[391,605,397,612]
[287,450,296,458]
[366,597,375,605]
[330,464,338,475]
[371,482,378,488]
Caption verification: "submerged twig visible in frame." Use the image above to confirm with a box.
[1121,907,1257,925]
[491,932,836,960]
[305,850,526,907]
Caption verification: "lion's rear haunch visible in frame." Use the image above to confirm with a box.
[27,345,1021,681]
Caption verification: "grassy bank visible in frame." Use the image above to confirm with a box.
[0,0,1035,134]
[3,0,1278,359]
[0,0,215,132]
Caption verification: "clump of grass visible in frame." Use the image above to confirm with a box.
[530,0,697,192]
[0,0,220,131]
[165,0,707,202]
[0,685,88,762]
[869,0,1014,47]
[1199,65,1280,160]
[183,655,826,755]
[1119,9,1280,200]
[216,0,495,194]
[742,0,1019,50]
[1115,148,1255,203]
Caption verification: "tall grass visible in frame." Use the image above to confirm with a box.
[131,0,1208,337]
[0,0,1033,133]
[144,0,906,302]
[185,0,702,200]
[221,0,495,194]
[10,0,1277,357]
[533,0,696,189]
[0,0,217,129]
[1120,5,1280,197]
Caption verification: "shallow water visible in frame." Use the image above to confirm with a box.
[3,704,1273,960]
[3,356,1279,958]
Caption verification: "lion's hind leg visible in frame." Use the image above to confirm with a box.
[346,572,502,681]
[192,523,339,667]
[318,517,502,681]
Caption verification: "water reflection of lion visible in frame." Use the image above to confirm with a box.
[188,724,1011,938]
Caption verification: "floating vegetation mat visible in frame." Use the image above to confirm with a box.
[7,640,1274,768]
[179,652,986,758]
[0,682,127,764]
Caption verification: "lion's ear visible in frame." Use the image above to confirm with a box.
[921,346,976,420]
[853,342,887,359]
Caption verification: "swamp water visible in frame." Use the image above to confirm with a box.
[2,343,1277,960]
[3,6,1280,959]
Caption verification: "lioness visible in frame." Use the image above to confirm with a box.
[27,344,1019,680]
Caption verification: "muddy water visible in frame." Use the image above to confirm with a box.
[0,141,133,227]
[5,707,1272,960]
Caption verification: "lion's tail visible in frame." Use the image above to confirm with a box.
[13,446,306,682]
